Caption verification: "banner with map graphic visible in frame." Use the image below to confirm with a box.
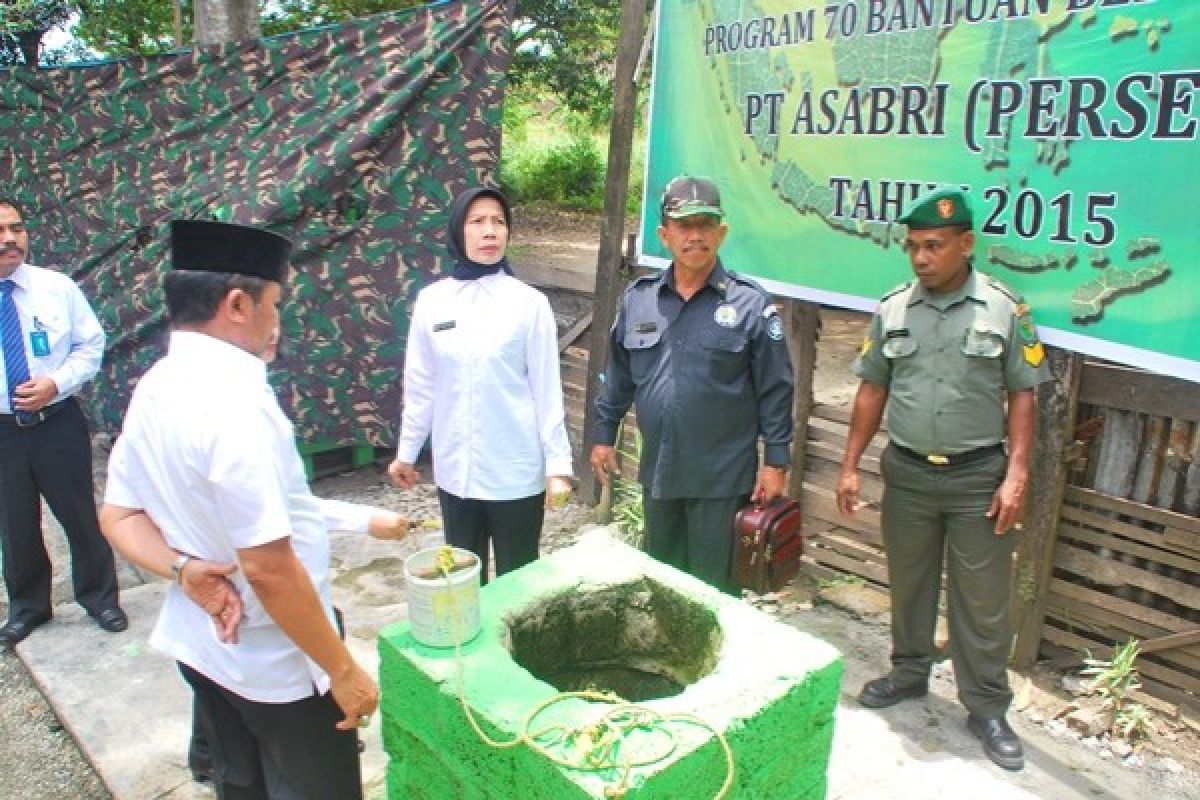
[641,0,1199,382]
[0,0,509,443]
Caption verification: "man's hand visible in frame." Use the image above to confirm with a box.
[752,465,787,505]
[387,459,419,489]
[986,474,1027,535]
[589,445,618,487]
[12,377,58,412]
[835,469,861,516]
[367,511,413,541]
[545,475,573,509]
[180,560,244,644]
[330,662,379,731]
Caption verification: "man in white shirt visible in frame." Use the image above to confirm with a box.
[99,220,377,799]
[0,197,125,648]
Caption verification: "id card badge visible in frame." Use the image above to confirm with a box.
[30,331,50,357]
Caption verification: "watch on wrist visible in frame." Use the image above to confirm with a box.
[170,554,192,584]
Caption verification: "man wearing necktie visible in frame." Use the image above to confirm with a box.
[0,197,125,648]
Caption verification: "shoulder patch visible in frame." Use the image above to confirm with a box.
[766,315,784,341]
[726,270,769,295]
[982,273,1021,304]
[880,280,914,302]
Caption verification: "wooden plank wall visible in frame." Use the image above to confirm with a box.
[561,344,639,482]
[1039,362,1200,712]
[801,405,891,601]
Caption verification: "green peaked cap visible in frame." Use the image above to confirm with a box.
[898,187,973,230]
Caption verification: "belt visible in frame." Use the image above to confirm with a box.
[0,399,71,428]
[891,441,1005,467]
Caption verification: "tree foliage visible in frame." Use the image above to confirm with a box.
[1,0,72,65]
[73,0,184,57]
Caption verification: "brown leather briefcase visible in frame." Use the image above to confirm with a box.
[733,497,804,594]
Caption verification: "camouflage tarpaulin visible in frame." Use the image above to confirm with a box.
[0,0,510,446]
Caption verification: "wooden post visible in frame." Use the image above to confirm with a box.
[783,300,820,499]
[173,0,185,48]
[1011,347,1084,668]
[579,0,649,504]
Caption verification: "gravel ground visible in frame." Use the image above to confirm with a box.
[0,648,111,799]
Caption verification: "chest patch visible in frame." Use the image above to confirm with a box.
[433,320,456,332]
[766,315,784,341]
[713,303,738,328]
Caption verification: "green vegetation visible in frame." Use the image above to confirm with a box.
[501,89,645,214]
[0,0,71,65]
[1081,638,1153,742]
[817,573,865,590]
[610,430,645,549]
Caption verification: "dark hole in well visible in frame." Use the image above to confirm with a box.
[506,577,722,702]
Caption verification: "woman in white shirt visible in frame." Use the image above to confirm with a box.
[389,187,573,582]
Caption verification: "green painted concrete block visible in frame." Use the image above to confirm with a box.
[379,532,843,799]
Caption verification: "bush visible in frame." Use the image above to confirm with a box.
[502,134,605,211]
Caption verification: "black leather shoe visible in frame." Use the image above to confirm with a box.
[0,613,52,648]
[857,675,928,708]
[968,714,1025,771]
[92,607,129,633]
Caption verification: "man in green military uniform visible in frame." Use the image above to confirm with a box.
[837,187,1047,771]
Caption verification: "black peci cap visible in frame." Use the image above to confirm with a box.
[170,220,291,283]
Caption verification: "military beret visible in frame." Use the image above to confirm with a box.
[661,176,724,219]
[898,187,973,230]
[170,220,291,283]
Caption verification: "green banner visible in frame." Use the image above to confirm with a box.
[1,0,510,443]
[641,0,1199,382]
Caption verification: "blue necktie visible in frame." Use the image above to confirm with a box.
[0,279,34,422]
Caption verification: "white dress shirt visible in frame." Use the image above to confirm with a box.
[105,332,337,703]
[319,498,375,533]
[0,262,105,413]
[397,273,573,500]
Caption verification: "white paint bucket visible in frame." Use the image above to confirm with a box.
[403,546,481,647]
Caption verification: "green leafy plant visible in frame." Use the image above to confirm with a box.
[1081,638,1152,742]
[610,430,644,549]
[504,134,605,211]
[817,573,865,590]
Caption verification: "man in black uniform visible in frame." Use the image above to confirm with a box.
[589,176,794,593]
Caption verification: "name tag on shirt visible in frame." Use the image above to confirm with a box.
[634,322,658,333]
[433,320,457,332]
[30,331,51,357]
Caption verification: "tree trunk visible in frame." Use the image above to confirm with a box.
[16,29,43,67]
[580,0,650,503]
[194,0,261,45]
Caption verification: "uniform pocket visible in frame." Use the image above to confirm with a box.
[702,330,747,382]
[624,327,663,384]
[962,323,1005,358]
[881,334,917,360]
